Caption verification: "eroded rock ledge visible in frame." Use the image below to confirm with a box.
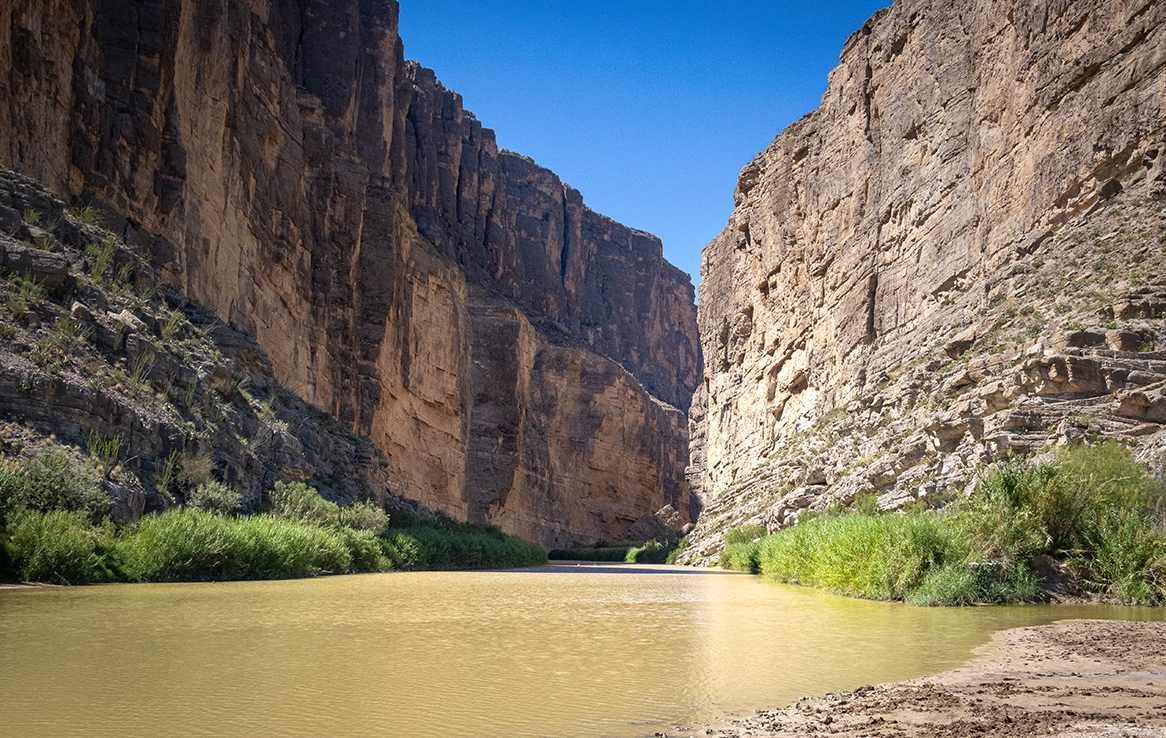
[684,0,1166,561]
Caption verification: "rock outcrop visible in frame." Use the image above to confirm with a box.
[683,0,1166,562]
[0,168,394,520]
[0,0,699,548]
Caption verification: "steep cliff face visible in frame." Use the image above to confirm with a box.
[684,0,1166,561]
[0,0,698,547]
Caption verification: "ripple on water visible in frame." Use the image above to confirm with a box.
[1,565,1162,738]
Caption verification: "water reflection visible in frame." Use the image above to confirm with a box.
[1,565,1161,738]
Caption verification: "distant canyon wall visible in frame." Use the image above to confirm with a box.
[693,0,1166,502]
[0,0,699,547]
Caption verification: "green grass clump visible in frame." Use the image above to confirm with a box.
[7,510,121,584]
[29,319,90,371]
[719,540,762,573]
[69,205,101,226]
[339,500,389,534]
[741,442,1165,606]
[724,524,767,546]
[271,480,341,526]
[757,514,967,601]
[116,509,358,581]
[625,539,674,564]
[719,524,768,572]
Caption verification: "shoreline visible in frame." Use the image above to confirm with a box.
[683,619,1166,737]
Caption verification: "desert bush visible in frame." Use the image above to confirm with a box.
[187,480,242,515]
[3,447,109,520]
[338,499,389,534]
[86,431,124,481]
[179,451,216,491]
[30,319,90,370]
[270,481,339,527]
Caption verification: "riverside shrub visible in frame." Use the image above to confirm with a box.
[187,480,242,515]
[3,448,109,521]
[719,541,762,573]
[270,481,340,526]
[739,442,1165,606]
[756,513,967,601]
[8,510,121,584]
[117,509,355,581]
[0,445,548,583]
[385,520,547,570]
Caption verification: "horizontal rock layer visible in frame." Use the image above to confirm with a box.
[684,0,1166,560]
[0,0,699,547]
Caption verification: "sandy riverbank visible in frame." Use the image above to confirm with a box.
[685,620,1166,737]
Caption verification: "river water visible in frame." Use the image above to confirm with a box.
[2,563,1163,737]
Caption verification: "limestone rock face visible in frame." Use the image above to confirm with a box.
[0,0,698,547]
[684,0,1166,560]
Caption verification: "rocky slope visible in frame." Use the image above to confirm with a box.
[0,168,395,521]
[0,0,699,547]
[683,0,1166,562]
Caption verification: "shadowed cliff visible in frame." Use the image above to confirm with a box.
[0,0,700,548]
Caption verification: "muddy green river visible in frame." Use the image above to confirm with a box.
[2,563,1163,737]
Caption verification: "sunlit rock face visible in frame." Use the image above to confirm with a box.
[0,0,699,548]
[684,0,1166,562]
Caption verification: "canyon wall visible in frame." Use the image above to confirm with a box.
[0,0,699,548]
[684,0,1166,560]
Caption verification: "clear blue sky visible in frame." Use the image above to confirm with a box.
[398,1,890,289]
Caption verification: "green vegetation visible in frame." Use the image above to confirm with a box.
[720,443,1166,606]
[624,538,675,564]
[0,448,546,585]
[86,232,117,283]
[0,448,110,523]
[187,480,242,515]
[29,318,90,371]
[383,517,547,570]
[548,544,631,562]
[548,532,687,564]
[69,205,102,226]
